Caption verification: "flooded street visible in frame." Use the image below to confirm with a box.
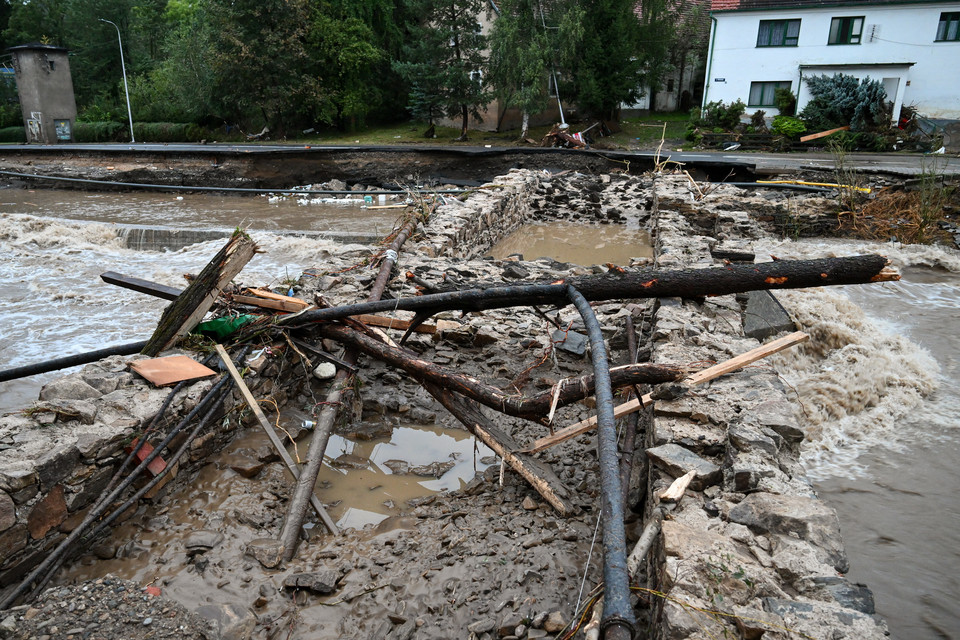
[490,221,653,265]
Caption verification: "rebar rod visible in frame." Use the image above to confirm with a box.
[0,341,148,383]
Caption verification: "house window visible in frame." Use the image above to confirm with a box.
[757,19,801,47]
[749,81,791,107]
[828,16,864,44]
[936,12,960,41]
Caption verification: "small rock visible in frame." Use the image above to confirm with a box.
[313,362,337,380]
[543,610,567,633]
[521,496,538,510]
[244,539,285,569]
[283,570,341,595]
[184,530,225,553]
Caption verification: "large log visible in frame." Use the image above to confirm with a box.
[316,323,685,421]
[142,231,259,356]
[285,255,896,326]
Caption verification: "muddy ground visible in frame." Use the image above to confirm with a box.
[0,165,951,640]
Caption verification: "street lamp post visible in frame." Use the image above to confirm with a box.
[99,18,135,143]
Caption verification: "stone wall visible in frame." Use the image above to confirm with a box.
[0,346,302,593]
[643,175,887,639]
[415,168,540,259]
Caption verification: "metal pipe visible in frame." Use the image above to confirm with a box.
[0,340,148,383]
[565,285,636,639]
[99,19,135,143]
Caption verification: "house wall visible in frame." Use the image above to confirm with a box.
[703,2,960,120]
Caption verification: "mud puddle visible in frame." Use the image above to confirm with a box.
[489,221,652,265]
[59,410,494,622]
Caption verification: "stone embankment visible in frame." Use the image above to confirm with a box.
[0,168,887,639]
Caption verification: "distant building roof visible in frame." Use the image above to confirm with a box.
[713,0,958,11]
[6,43,69,54]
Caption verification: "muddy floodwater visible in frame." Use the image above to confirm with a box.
[0,187,402,234]
[490,222,653,265]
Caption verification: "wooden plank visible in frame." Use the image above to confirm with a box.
[525,331,809,453]
[244,288,310,309]
[799,125,849,142]
[129,355,217,386]
[214,344,339,536]
[142,232,258,356]
[232,294,307,313]
[101,271,182,301]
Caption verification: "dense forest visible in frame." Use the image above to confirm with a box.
[0,0,702,138]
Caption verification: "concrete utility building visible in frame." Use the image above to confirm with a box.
[702,0,960,121]
[8,43,78,144]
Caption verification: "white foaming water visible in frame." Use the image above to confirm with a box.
[755,237,959,479]
[0,213,358,410]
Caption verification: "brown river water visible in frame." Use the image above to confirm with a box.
[1,188,959,637]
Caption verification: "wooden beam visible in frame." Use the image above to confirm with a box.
[799,125,849,142]
[232,294,308,313]
[214,344,338,536]
[101,271,182,301]
[142,231,258,356]
[352,313,455,335]
[525,331,809,453]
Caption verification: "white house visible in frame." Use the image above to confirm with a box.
[702,0,960,121]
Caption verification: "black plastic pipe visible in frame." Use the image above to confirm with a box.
[0,340,148,383]
[566,285,636,640]
[0,169,466,196]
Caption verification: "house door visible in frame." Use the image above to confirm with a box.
[882,77,900,107]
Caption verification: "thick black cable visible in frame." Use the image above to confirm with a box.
[565,285,636,639]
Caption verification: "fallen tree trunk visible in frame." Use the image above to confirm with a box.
[315,323,685,421]
[142,231,259,356]
[285,255,895,327]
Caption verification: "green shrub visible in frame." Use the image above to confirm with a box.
[74,121,124,142]
[771,115,806,138]
[828,130,894,152]
[693,100,746,131]
[133,122,207,142]
[774,88,796,116]
[0,126,26,143]
[799,73,891,131]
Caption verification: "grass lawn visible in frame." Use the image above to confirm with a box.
[282,112,692,151]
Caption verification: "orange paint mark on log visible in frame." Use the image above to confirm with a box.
[765,277,788,285]
[641,279,657,288]
[551,279,566,285]
[821,273,828,278]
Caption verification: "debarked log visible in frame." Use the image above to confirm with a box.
[286,255,896,327]
[314,323,686,422]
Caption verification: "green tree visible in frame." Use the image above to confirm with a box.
[487,0,582,139]
[206,0,323,135]
[567,0,671,121]
[799,73,890,131]
[395,0,490,140]
[306,3,383,130]
[4,0,68,46]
